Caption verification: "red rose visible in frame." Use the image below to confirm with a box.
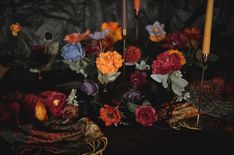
[151,52,182,75]
[40,91,67,117]
[130,71,147,87]
[99,104,121,126]
[125,46,142,63]
[135,105,157,126]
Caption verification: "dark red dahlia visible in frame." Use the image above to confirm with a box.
[151,52,182,75]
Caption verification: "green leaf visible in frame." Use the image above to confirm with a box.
[195,49,202,60]
[127,102,139,113]
[142,99,151,106]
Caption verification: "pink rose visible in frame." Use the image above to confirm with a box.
[135,105,158,126]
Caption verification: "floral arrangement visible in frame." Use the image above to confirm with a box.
[6,20,218,128]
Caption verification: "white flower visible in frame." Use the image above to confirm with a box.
[135,60,150,71]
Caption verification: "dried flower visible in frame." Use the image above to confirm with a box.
[81,79,99,96]
[40,91,67,117]
[64,30,90,44]
[61,42,85,62]
[151,50,185,75]
[135,105,157,126]
[62,105,79,120]
[184,27,200,48]
[101,22,122,48]
[89,29,109,40]
[130,71,147,87]
[123,89,142,103]
[96,51,123,74]
[99,104,121,126]
[145,21,166,42]
[125,46,142,64]
[10,23,22,36]
[161,31,188,50]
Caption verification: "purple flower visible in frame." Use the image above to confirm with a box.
[123,89,142,104]
[89,29,109,40]
[81,79,99,96]
[61,42,85,62]
[146,21,166,37]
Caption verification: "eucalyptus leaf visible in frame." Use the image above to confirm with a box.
[142,99,151,106]
[127,102,140,113]
[98,71,121,84]
[171,83,183,96]
[151,74,169,88]
[195,49,202,60]
[64,59,88,77]
[125,62,135,66]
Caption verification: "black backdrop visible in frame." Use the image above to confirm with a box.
[1,0,234,69]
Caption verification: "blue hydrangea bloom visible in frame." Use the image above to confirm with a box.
[61,43,85,62]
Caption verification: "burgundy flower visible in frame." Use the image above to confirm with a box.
[125,46,142,63]
[135,105,158,126]
[151,51,182,75]
[130,71,147,87]
[84,42,100,56]
[161,32,188,50]
[123,89,142,104]
[184,27,200,48]
[40,91,67,117]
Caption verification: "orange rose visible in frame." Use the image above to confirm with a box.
[99,104,121,126]
[10,23,22,36]
[96,51,123,74]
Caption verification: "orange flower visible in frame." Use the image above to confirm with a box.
[10,23,22,36]
[99,104,121,126]
[35,100,48,122]
[167,50,186,65]
[101,22,122,48]
[149,35,166,43]
[64,29,90,44]
[96,51,123,74]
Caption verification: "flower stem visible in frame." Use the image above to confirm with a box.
[99,40,103,52]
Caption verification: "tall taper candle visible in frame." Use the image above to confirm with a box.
[134,0,140,12]
[202,0,214,58]
[122,0,128,37]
